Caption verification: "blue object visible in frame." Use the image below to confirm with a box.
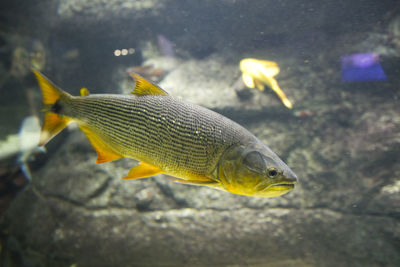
[341,53,387,82]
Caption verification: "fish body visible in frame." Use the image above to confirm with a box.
[33,70,297,197]
[17,116,45,181]
[240,58,293,109]
[67,93,251,181]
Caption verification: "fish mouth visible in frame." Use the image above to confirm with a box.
[268,180,296,190]
[254,180,296,197]
[270,183,295,189]
[254,179,296,192]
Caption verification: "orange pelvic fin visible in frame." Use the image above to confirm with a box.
[169,177,219,186]
[79,126,123,164]
[254,79,265,91]
[122,162,164,180]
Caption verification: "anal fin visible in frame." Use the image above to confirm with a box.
[79,126,122,163]
[122,162,164,180]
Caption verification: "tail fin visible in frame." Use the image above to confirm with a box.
[32,69,72,146]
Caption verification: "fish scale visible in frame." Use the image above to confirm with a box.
[67,94,250,178]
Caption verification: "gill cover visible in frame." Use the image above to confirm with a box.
[217,143,297,197]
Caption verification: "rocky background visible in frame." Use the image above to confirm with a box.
[1,0,399,266]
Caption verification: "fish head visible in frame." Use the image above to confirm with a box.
[217,142,297,197]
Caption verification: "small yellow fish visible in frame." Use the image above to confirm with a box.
[32,69,297,197]
[240,58,293,109]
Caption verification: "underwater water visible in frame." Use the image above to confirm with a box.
[0,0,399,266]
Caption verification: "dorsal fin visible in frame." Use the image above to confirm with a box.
[127,72,168,96]
[80,87,90,96]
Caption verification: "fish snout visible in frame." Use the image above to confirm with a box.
[283,169,297,183]
[285,175,297,183]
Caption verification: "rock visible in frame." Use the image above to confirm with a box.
[121,53,313,119]
[57,0,165,23]
[5,193,399,266]
[1,1,399,266]
[53,0,393,55]
[3,51,400,266]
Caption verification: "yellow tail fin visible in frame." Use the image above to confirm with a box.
[32,69,72,146]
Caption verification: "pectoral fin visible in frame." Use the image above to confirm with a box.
[169,177,219,186]
[254,79,265,91]
[242,73,255,88]
[122,162,164,179]
[79,126,123,163]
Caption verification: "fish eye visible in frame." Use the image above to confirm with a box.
[243,151,265,172]
[267,168,278,178]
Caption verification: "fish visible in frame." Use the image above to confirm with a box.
[239,58,293,109]
[17,116,45,181]
[341,53,387,82]
[32,69,297,197]
[0,115,45,181]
